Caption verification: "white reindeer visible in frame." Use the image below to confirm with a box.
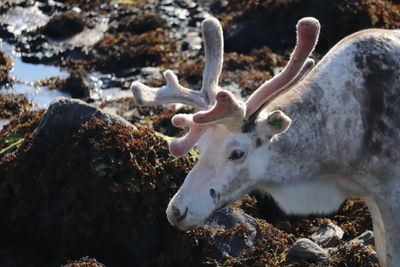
[131,17,400,267]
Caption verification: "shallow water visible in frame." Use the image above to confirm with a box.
[0,37,134,110]
[0,119,9,130]
[0,39,70,108]
[0,2,169,132]
[0,2,198,111]
[0,39,70,130]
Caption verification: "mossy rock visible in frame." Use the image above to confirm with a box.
[93,28,178,71]
[110,12,166,35]
[218,0,400,54]
[0,98,206,266]
[0,108,44,162]
[62,257,106,267]
[40,10,87,39]
[0,94,31,119]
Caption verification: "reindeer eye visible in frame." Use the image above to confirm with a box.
[228,150,245,160]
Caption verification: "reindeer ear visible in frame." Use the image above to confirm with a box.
[256,110,291,139]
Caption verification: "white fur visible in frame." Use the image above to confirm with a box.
[262,180,347,215]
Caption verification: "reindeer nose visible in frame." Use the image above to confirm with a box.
[167,205,189,226]
[172,205,188,222]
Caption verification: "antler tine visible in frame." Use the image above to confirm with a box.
[192,90,246,131]
[130,18,223,110]
[169,124,209,157]
[245,58,315,124]
[200,17,224,105]
[168,18,225,157]
[258,58,315,108]
[245,17,320,118]
[280,57,315,91]
[170,89,247,156]
[168,113,205,157]
[131,70,208,109]
[130,17,225,158]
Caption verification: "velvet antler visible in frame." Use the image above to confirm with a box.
[245,17,320,117]
[131,17,320,157]
[131,18,224,157]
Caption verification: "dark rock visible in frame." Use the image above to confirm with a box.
[60,68,93,98]
[205,207,258,257]
[208,0,229,13]
[92,28,178,71]
[0,22,14,39]
[224,19,269,54]
[41,10,86,39]
[34,97,133,136]
[286,238,328,262]
[219,0,400,54]
[111,12,165,35]
[0,97,201,266]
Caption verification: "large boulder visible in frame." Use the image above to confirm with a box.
[205,207,259,258]
[0,97,202,266]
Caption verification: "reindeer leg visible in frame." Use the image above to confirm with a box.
[364,179,400,267]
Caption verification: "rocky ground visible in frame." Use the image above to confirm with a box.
[1,0,400,266]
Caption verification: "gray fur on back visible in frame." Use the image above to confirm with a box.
[267,29,400,177]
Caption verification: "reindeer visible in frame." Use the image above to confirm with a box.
[131,17,400,267]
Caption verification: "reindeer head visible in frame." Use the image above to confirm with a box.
[131,17,320,230]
